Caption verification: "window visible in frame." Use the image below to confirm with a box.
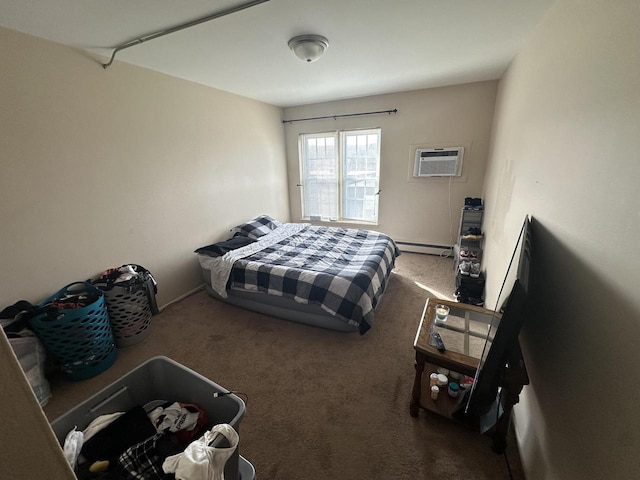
[299,128,381,223]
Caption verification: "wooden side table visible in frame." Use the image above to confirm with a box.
[410,298,528,452]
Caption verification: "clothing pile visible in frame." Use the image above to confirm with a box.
[3,290,100,326]
[63,401,238,480]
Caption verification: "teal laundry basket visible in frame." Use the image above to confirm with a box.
[30,282,117,381]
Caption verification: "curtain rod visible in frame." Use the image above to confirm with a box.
[282,108,398,125]
[101,0,271,69]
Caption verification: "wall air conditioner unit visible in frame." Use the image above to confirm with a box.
[413,147,464,177]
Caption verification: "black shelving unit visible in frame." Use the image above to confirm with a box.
[454,206,485,304]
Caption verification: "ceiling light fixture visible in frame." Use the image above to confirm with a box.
[288,34,329,63]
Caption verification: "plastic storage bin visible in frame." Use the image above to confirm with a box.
[239,455,256,480]
[8,334,51,405]
[50,356,251,480]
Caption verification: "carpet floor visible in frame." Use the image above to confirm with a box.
[44,252,524,480]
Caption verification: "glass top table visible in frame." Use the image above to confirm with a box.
[413,298,500,380]
[410,297,526,456]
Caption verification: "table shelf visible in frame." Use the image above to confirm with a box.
[418,363,470,418]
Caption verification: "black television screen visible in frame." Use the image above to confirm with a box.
[464,216,532,416]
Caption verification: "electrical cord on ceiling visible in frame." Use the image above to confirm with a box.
[101,0,271,68]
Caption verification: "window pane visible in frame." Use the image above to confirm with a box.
[341,129,380,222]
[301,134,338,219]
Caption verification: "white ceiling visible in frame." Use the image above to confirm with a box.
[0,0,555,107]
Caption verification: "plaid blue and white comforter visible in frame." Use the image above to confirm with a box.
[199,224,400,333]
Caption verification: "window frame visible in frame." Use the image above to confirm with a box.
[298,128,381,225]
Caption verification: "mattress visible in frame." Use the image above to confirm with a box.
[198,224,399,333]
[201,274,359,332]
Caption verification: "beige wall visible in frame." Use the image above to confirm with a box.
[283,82,497,251]
[481,1,640,478]
[0,26,289,310]
[0,26,289,478]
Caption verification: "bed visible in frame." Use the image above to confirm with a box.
[196,216,400,334]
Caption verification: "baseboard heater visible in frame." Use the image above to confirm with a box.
[395,241,452,250]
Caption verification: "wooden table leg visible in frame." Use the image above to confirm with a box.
[410,351,426,417]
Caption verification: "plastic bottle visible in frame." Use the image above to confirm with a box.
[448,382,460,398]
[430,386,440,400]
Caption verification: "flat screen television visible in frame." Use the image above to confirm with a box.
[462,215,533,417]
